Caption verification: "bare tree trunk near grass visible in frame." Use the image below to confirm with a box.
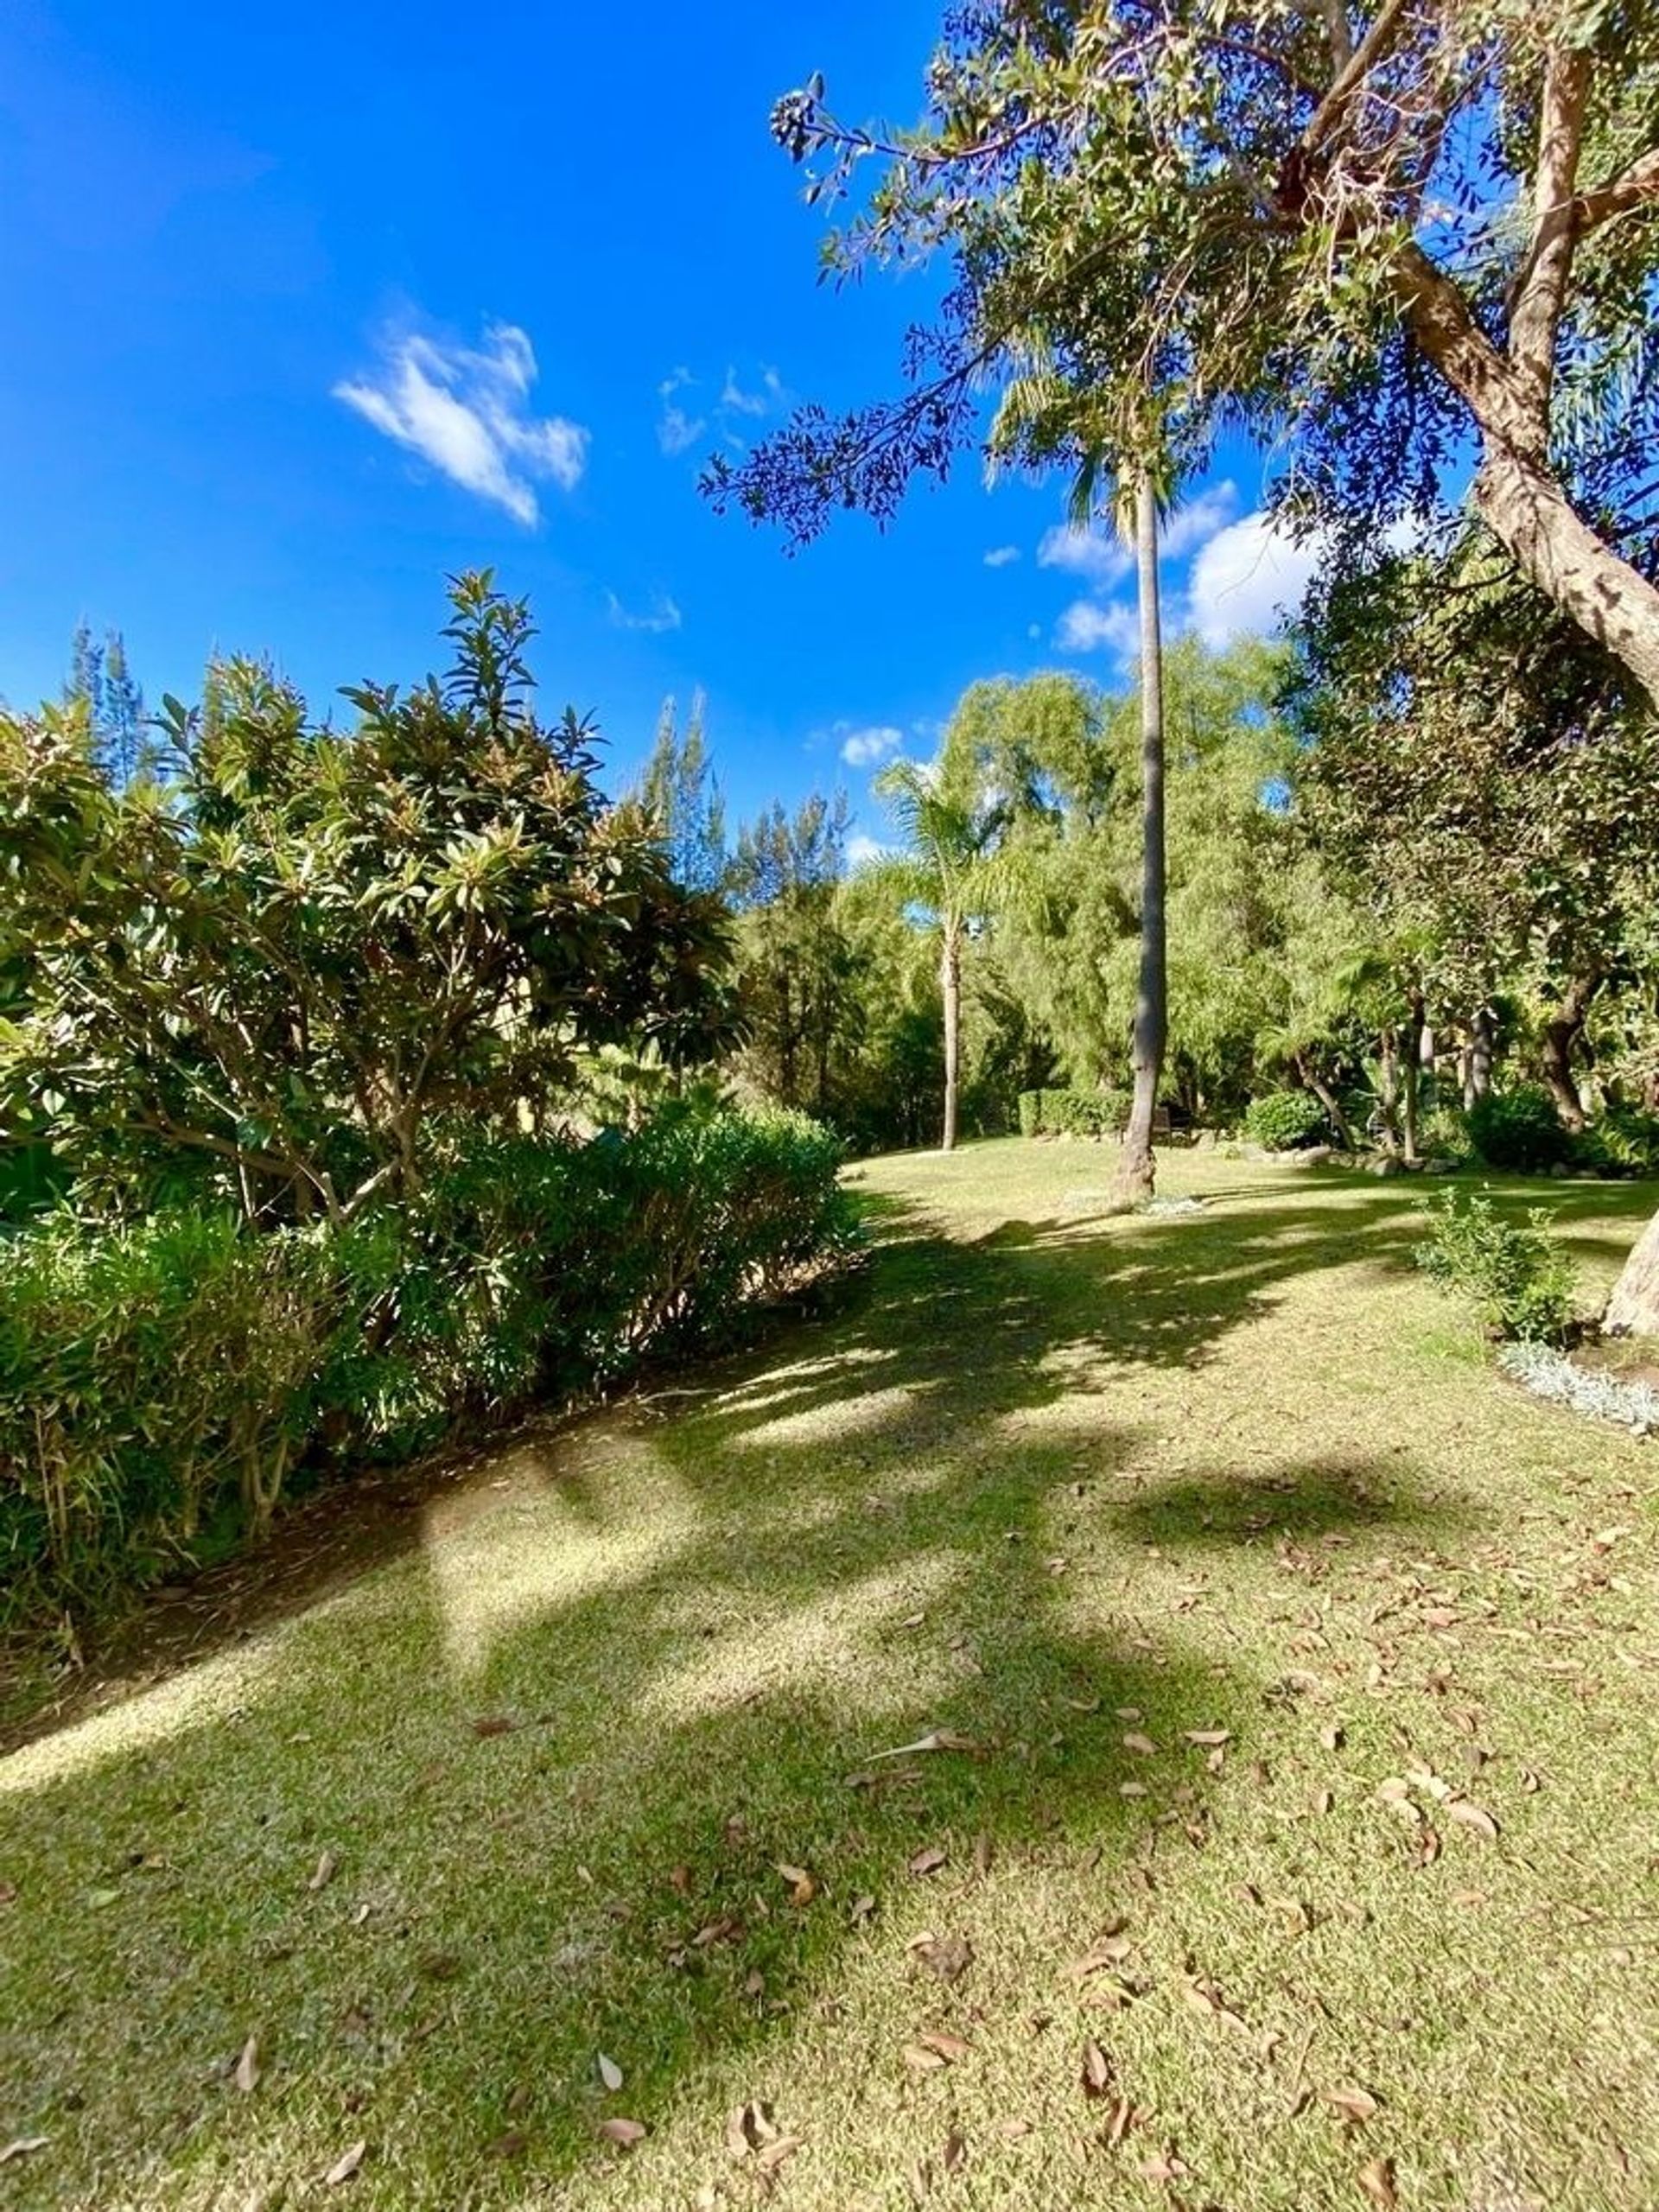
[940,916,961,1154]
[1112,472,1166,1211]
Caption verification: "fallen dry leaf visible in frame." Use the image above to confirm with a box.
[776,1862,818,1906]
[909,1845,949,1878]
[599,2118,648,2148]
[849,1893,877,1923]
[999,2117,1034,2139]
[1139,2146,1191,2183]
[727,2101,779,2158]
[1358,2154,1398,2209]
[755,2136,802,2172]
[324,2139,367,2187]
[1447,1799,1500,1841]
[908,1932,975,1982]
[917,2029,973,2063]
[903,2042,950,2074]
[1322,2085,1379,2126]
[1183,1728,1231,1748]
[0,2140,48,2167]
[943,2129,966,2172]
[232,2035,260,2095]
[1122,1732,1158,1757]
[1321,1724,1346,1751]
[598,2053,624,2093]
[1080,2039,1114,2099]
[308,1850,337,1892]
[973,1832,994,1876]
[471,1716,518,1738]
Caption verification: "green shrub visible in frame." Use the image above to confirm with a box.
[0,1211,335,1617]
[1018,1090,1043,1138]
[0,1108,855,1623]
[1050,1088,1131,1139]
[1573,1105,1659,1179]
[1414,1188,1579,1342]
[1465,1084,1570,1172]
[1416,1104,1473,1163]
[1243,1090,1329,1151]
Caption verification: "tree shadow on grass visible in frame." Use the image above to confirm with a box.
[0,1179,1495,2209]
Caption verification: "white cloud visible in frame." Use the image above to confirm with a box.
[1038,522,1132,588]
[1055,598,1141,658]
[1159,480,1240,558]
[607,590,683,634]
[983,544,1020,569]
[846,831,894,870]
[334,320,587,525]
[657,367,706,456]
[840,724,904,769]
[1185,510,1323,645]
[721,365,786,417]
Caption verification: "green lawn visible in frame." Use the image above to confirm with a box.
[4,1142,1659,2210]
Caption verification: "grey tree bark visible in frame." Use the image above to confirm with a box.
[1113,474,1166,1210]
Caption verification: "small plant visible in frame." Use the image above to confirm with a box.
[1242,1090,1329,1152]
[1497,1340,1659,1436]
[1465,1084,1570,1173]
[1573,1105,1659,1179]
[1414,1188,1579,1341]
[1416,1103,1473,1164]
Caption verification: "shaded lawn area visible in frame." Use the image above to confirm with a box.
[3,1141,1659,2210]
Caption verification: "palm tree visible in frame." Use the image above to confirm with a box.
[1112,468,1167,1210]
[873,754,1009,1153]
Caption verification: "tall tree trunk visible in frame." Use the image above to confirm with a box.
[1293,1051,1356,1154]
[1113,474,1166,1210]
[939,915,961,1153]
[1472,448,1659,708]
[1376,1028,1402,1156]
[1465,1004,1497,1109]
[1402,986,1426,1166]
[1540,971,1600,1134]
[1606,1209,1659,1337]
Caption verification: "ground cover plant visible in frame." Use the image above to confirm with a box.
[3,1142,1657,2210]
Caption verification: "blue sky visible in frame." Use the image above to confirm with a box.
[0,0,1319,847]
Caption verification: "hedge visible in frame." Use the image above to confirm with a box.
[1018,1087,1132,1139]
[0,1107,855,1624]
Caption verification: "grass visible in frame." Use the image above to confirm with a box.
[3,1140,1659,2210]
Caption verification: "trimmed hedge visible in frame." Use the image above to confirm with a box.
[0,1107,855,1623]
[1242,1090,1330,1151]
[1018,1087,1131,1139]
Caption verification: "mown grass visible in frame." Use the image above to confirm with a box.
[3,1141,1658,2210]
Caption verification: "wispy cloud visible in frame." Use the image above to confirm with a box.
[721,365,786,417]
[607,590,683,634]
[1160,480,1240,558]
[656,366,706,456]
[658,363,790,461]
[839,724,904,769]
[982,544,1020,569]
[1037,522,1133,589]
[334,320,587,525]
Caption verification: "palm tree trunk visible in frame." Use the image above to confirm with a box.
[940,915,961,1153]
[1114,473,1166,1209]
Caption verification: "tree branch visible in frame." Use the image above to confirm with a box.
[1508,41,1592,435]
[1573,143,1659,232]
[1301,0,1413,155]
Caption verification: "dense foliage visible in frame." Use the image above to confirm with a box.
[0,1108,851,1622]
[1415,1189,1580,1343]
